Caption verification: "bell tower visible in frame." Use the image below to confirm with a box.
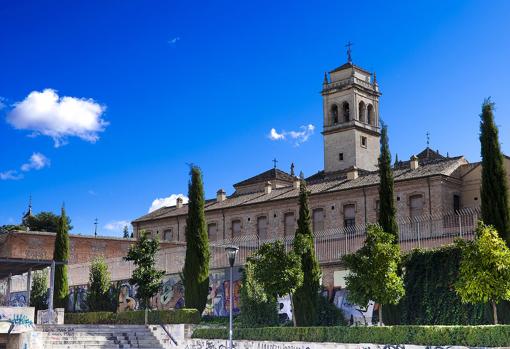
[321,47,381,173]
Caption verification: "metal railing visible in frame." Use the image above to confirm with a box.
[67,208,480,284]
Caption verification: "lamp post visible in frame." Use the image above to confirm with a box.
[225,245,239,349]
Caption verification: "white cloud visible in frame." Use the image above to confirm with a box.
[104,220,131,232]
[88,190,97,196]
[149,194,188,213]
[268,124,315,145]
[0,170,22,181]
[7,89,108,147]
[21,152,50,172]
[168,37,180,45]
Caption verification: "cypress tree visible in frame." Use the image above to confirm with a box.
[183,165,210,314]
[53,205,70,308]
[378,123,399,243]
[292,179,322,326]
[480,99,510,244]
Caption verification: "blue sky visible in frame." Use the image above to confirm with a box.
[1,0,510,236]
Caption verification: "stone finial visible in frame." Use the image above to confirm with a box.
[410,155,419,170]
[264,181,272,195]
[216,189,226,202]
[373,71,377,85]
[323,72,328,85]
[290,162,295,177]
[176,197,184,208]
[346,166,358,180]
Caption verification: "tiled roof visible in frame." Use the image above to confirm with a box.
[132,156,467,223]
[329,62,371,75]
[233,168,295,188]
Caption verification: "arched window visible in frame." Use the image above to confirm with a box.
[312,208,324,232]
[367,104,374,125]
[409,194,424,218]
[330,105,339,125]
[342,102,350,122]
[231,219,241,238]
[343,204,356,229]
[358,101,366,123]
[163,229,173,241]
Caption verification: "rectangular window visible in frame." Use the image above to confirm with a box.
[339,153,344,161]
[343,204,356,228]
[257,216,268,240]
[361,136,367,148]
[163,229,173,241]
[284,212,295,237]
[312,208,324,232]
[208,223,218,241]
[232,219,241,238]
[410,195,425,218]
[453,195,460,213]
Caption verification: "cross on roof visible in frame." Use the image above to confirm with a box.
[345,41,354,63]
[272,158,278,169]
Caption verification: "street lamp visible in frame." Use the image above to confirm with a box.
[225,245,239,349]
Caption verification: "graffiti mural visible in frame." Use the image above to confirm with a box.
[0,307,34,333]
[68,286,88,312]
[117,283,137,312]
[203,269,240,317]
[152,275,184,310]
[9,292,28,307]
[330,288,375,325]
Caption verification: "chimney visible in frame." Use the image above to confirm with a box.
[293,178,301,190]
[264,181,272,194]
[410,155,419,170]
[216,189,226,202]
[176,197,184,208]
[346,166,358,180]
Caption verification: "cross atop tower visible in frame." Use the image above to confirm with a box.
[272,158,278,169]
[345,41,354,63]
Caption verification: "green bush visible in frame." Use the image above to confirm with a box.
[192,325,510,347]
[317,296,346,326]
[65,309,200,324]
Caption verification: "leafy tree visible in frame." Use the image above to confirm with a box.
[480,99,510,245]
[86,257,111,311]
[292,179,322,326]
[343,225,404,325]
[123,225,130,239]
[24,211,73,232]
[238,262,278,327]
[125,231,165,309]
[378,123,398,243]
[30,270,48,313]
[183,166,210,314]
[455,222,510,324]
[249,241,303,326]
[0,224,25,232]
[53,206,70,308]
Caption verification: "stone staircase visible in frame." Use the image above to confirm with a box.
[35,324,166,349]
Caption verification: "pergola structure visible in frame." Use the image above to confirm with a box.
[0,257,67,312]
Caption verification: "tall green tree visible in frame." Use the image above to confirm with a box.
[86,257,111,311]
[53,206,70,308]
[480,99,510,245]
[183,166,210,314]
[125,231,165,309]
[455,222,510,324]
[123,225,130,239]
[30,270,48,313]
[378,123,398,243]
[25,211,73,232]
[343,225,404,325]
[292,179,322,326]
[249,241,303,326]
[238,261,279,327]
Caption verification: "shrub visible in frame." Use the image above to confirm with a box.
[317,296,346,326]
[192,325,510,347]
[64,309,200,324]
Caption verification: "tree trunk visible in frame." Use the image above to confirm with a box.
[378,304,383,326]
[290,293,297,327]
[492,301,498,325]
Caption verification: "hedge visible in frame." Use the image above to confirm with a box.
[65,309,200,324]
[192,325,510,347]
